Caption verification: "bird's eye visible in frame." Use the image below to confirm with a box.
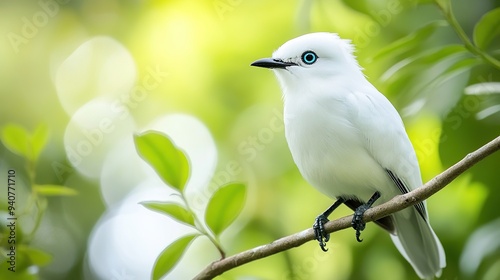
[301,51,318,65]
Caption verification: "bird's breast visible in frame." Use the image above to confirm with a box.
[284,97,389,200]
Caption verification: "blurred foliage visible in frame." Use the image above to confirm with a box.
[0,124,77,279]
[0,0,499,279]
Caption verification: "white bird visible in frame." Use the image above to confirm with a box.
[251,32,446,279]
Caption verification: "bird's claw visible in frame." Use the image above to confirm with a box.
[313,214,330,251]
[351,205,369,242]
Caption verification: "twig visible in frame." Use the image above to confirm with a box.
[194,136,500,280]
[434,0,500,70]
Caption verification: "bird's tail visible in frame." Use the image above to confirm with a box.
[390,208,446,279]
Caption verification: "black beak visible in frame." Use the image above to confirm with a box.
[251,58,296,69]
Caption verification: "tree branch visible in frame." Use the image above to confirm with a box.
[194,136,500,280]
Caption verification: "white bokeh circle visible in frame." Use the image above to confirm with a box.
[64,98,136,178]
[86,181,195,280]
[56,36,137,116]
[99,136,154,207]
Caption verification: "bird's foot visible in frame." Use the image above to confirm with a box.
[313,214,330,251]
[351,191,381,242]
[351,205,369,242]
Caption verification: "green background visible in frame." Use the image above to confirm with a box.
[1,0,499,279]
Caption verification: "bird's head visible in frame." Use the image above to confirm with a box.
[251,32,364,94]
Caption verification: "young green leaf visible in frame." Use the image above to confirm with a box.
[134,131,190,192]
[140,201,195,227]
[152,234,197,280]
[32,124,49,162]
[34,184,78,196]
[205,183,246,236]
[473,7,500,51]
[1,124,30,159]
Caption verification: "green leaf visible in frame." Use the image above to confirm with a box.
[152,234,197,280]
[370,20,448,61]
[140,201,195,227]
[382,45,469,101]
[34,184,78,196]
[340,0,372,16]
[381,44,475,117]
[1,124,30,159]
[134,131,190,191]
[18,246,52,266]
[381,45,468,81]
[473,7,500,50]
[32,124,49,161]
[0,123,49,163]
[432,58,480,88]
[205,183,246,236]
[341,0,423,17]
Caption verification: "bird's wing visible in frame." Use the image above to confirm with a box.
[347,88,446,277]
[346,87,427,218]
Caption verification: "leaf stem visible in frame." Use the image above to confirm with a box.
[22,154,47,243]
[434,0,500,70]
[181,195,226,259]
[25,197,47,243]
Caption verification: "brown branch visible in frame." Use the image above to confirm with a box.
[194,136,500,280]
